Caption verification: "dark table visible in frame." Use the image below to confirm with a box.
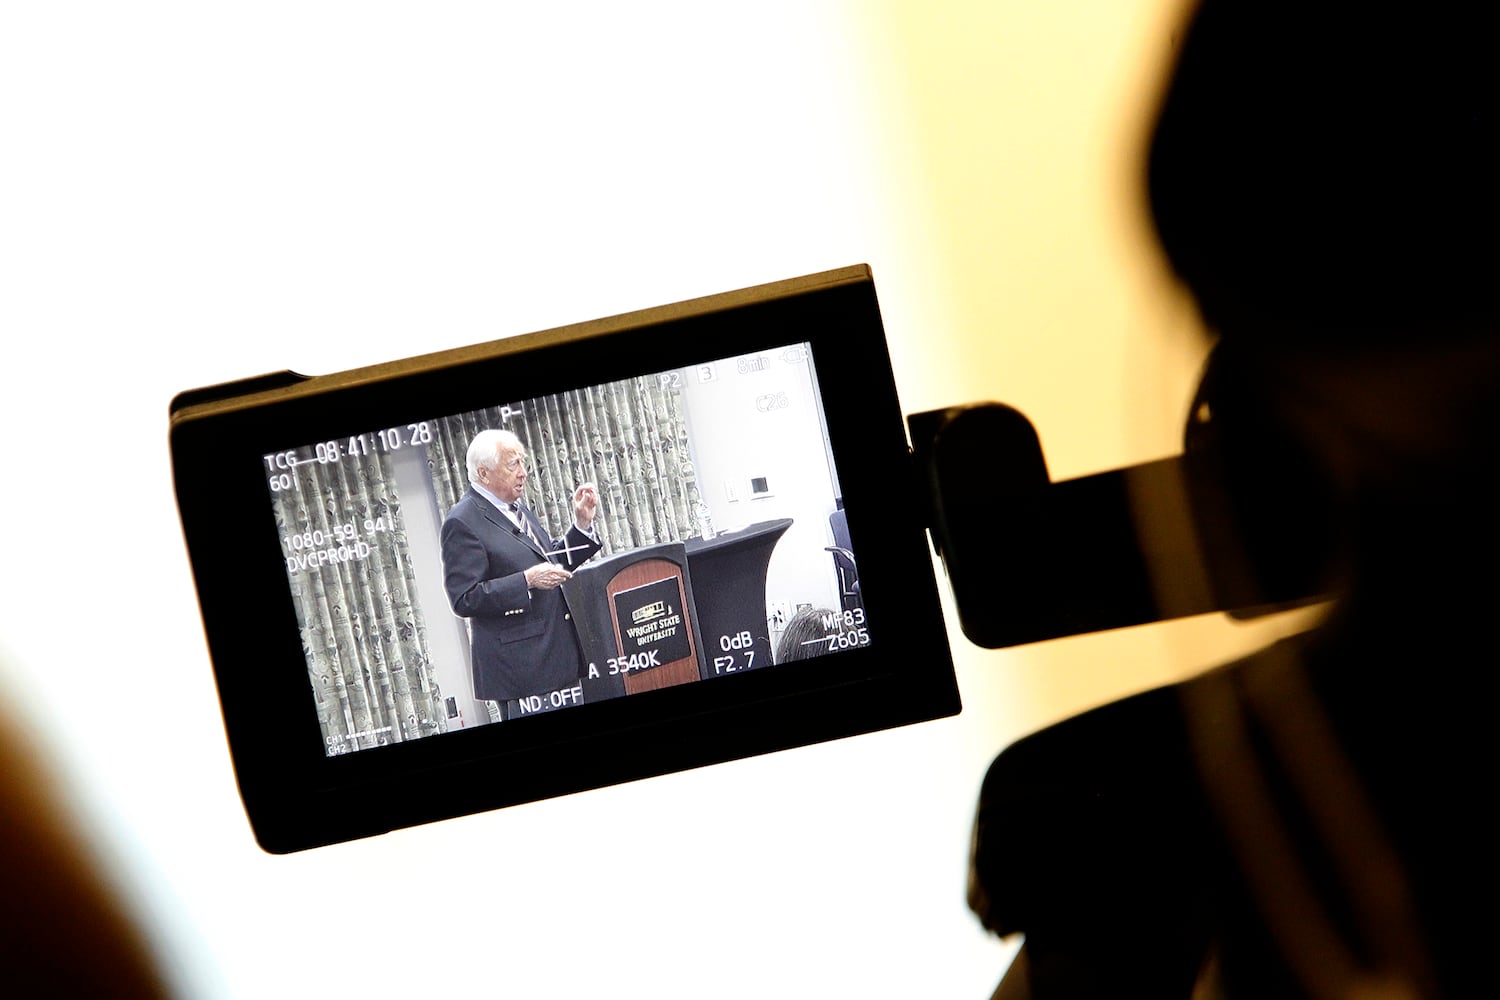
[683,518,792,678]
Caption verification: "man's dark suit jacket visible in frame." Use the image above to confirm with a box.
[439,487,602,702]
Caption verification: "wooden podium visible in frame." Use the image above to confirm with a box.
[562,542,706,701]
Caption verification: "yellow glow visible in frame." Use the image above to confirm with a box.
[844,1,1316,748]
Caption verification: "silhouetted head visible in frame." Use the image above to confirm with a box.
[1149,4,1499,351]
[1152,5,1500,594]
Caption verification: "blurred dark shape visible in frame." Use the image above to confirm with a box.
[971,3,1498,998]
[0,709,170,997]
[1149,3,1499,349]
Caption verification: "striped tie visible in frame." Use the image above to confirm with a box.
[512,503,541,549]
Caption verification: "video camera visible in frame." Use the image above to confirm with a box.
[172,265,1326,853]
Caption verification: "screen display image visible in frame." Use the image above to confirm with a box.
[263,342,869,758]
[173,266,958,851]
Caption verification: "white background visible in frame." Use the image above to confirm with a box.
[1,2,1314,996]
[680,344,846,621]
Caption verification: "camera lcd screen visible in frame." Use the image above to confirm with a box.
[171,265,958,853]
[265,341,870,759]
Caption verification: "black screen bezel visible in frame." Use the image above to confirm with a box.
[170,267,959,853]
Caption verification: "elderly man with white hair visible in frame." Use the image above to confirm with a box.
[440,428,602,718]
